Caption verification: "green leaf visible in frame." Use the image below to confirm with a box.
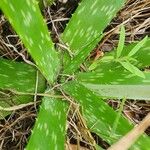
[101,38,150,69]
[26,96,68,150]
[128,36,148,57]
[116,25,125,58]
[62,0,125,74]
[89,56,114,71]
[0,0,59,84]
[89,61,99,71]
[111,97,126,135]
[81,83,150,100]
[77,62,149,85]
[62,81,150,149]
[0,58,45,118]
[119,61,145,78]
[76,63,150,100]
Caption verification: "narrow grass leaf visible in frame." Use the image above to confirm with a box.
[26,96,68,150]
[128,36,148,57]
[0,58,45,118]
[89,61,98,71]
[116,25,125,58]
[119,61,145,78]
[111,97,126,136]
[0,0,59,84]
[62,0,125,74]
[100,38,150,68]
[62,81,150,150]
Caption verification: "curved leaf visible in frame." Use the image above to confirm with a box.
[128,36,148,57]
[0,0,59,84]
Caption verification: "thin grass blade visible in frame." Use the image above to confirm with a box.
[119,61,145,78]
[128,36,148,57]
[116,25,125,58]
[100,38,150,68]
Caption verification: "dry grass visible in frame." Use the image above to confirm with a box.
[0,0,150,149]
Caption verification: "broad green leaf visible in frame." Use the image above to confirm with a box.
[26,96,68,150]
[62,81,150,149]
[0,0,59,84]
[77,62,150,85]
[119,61,145,78]
[0,58,45,118]
[128,36,148,57]
[62,0,125,74]
[76,63,150,100]
[82,84,150,100]
[116,25,125,58]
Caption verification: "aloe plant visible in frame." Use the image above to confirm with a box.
[77,63,150,100]
[62,0,125,74]
[27,96,68,150]
[0,58,45,118]
[62,81,150,150]
[0,0,150,149]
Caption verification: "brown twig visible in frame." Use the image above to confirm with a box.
[108,113,150,150]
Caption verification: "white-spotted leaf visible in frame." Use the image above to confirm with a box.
[0,0,59,84]
[62,0,125,74]
[26,96,68,150]
[62,81,150,149]
[0,58,45,118]
[77,62,150,100]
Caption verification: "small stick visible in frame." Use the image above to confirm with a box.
[108,113,150,150]
[0,101,39,111]
[8,89,63,99]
